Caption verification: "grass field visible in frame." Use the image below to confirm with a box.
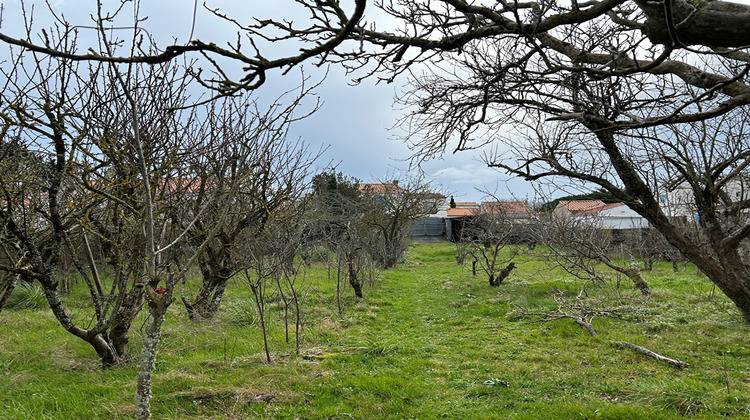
[1,242,749,419]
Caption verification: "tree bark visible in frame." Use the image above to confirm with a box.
[43,284,124,367]
[0,275,18,313]
[134,295,169,420]
[490,262,516,286]
[184,271,229,320]
[636,0,750,48]
[109,286,145,359]
[576,318,597,336]
[613,341,689,368]
[347,256,363,299]
[618,265,651,297]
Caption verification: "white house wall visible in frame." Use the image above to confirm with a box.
[575,206,649,229]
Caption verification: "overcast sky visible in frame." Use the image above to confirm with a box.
[0,0,557,203]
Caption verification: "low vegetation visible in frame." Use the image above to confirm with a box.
[1,242,749,419]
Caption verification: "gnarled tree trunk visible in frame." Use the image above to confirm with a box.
[109,286,145,359]
[346,251,363,299]
[183,270,230,320]
[489,262,516,287]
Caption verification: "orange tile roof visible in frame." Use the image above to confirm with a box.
[481,200,534,215]
[575,202,624,215]
[358,182,403,194]
[446,208,477,216]
[558,200,606,215]
[157,177,214,194]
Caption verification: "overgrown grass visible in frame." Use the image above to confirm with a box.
[1,242,749,418]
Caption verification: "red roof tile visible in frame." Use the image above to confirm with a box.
[574,202,625,215]
[481,201,534,215]
[358,182,404,194]
[558,200,606,215]
[447,208,477,216]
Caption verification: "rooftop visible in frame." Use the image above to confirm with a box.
[481,200,535,215]
[358,182,404,194]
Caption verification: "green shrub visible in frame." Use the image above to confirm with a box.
[6,281,46,310]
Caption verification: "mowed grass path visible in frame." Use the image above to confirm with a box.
[1,242,749,419]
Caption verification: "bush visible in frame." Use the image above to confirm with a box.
[6,281,47,310]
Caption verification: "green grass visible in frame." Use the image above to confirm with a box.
[1,242,749,418]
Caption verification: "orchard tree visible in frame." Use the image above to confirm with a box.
[459,207,519,286]
[541,217,651,297]
[309,171,375,300]
[0,44,150,367]
[361,175,434,269]
[179,91,319,321]
[6,0,750,321]
[0,31,289,420]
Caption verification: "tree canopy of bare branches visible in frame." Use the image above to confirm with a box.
[5,1,750,322]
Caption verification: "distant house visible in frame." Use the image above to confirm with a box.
[552,200,607,219]
[442,201,539,241]
[445,201,480,217]
[439,202,479,240]
[657,178,750,224]
[446,207,477,217]
[481,200,537,223]
[418,192,446,215]
[357,181,404,195]
[553,200,648,229]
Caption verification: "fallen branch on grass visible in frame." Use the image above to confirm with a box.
[509,291,643,337]
[613,341,690,369]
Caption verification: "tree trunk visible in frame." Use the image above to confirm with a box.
[109,286,145,359]
[635,0,750,48]
[0,275,18,313]
[249,280,272,364]
[490,262,516,286]
[711,267,750,324]
[184,272,229,320]
[42,284,124,368]
[643,257,654,271]
[346,255,363,299]
[134,297,169,420]
[624,268,651,297]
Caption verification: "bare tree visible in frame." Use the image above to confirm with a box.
[240,203,311,362]
[244,246,278,364]
[309,171,376,300]
[361,174,435,268]
[624,228,686,272]
[0,41,154,367]
[459,209,519,287]
[179,90,320,321]
[541,216,651,297]
[7,1,750,322]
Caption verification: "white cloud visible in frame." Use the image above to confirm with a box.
[431,164,500,185]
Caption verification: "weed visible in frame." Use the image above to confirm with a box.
[5,282,46,310]
[355,333,400,357]
[223,301,258,327]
